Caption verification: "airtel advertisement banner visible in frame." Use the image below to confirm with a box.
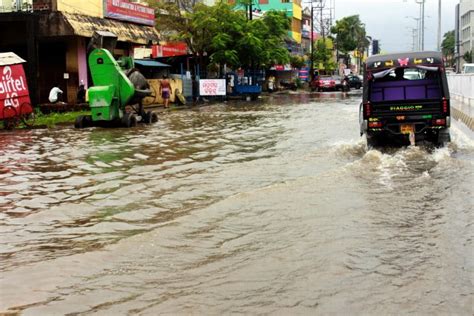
[0,64,31,119]
[104,0,155,26]
[152,42,188,58]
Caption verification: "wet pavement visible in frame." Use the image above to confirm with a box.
[0,91,473,315]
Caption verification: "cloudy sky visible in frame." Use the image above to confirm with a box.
[332,0,459,53]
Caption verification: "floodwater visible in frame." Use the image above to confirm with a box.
[0,92,473,315]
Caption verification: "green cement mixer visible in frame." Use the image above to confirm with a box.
[75,45,158,128]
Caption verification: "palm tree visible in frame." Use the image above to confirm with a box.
[331,15,368,71]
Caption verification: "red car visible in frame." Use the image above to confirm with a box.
[310,75,337,91]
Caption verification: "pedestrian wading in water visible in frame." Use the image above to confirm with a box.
[160,75,171,108]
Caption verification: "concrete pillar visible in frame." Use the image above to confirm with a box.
[77,37,88,88]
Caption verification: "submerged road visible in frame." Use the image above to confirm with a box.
[0,92,473,315]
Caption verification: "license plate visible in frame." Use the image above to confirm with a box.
[400,124,414,134]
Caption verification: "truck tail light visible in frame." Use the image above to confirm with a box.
[364,101,371,117]
[433,118,446,126]
[368,121,382,128]
[442,97,448,113]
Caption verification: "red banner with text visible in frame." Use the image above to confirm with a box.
[104,0,155,26]
[152,42,189,58]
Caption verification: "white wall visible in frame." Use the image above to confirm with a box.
[447,74,474,114]
[0,0,13,12]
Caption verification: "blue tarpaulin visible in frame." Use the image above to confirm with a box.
[134,59,171,67]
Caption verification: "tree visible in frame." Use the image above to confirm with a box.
[331,15,366,54]
[149,0,291,75]
[290,55,306,69]
[463,50,473,63]
[312,38,336,73]
[441,30,455,67]
[331,15,368,70]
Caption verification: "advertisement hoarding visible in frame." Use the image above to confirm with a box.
[152,42,188,58]
[199,79,226,96]
[0,64,31,119]
[104,0,155,26]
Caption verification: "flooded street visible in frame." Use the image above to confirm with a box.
[0,92,473,315]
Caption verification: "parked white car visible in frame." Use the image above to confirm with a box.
[462,63,474,74]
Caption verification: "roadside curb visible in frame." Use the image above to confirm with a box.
[451,99,474,131]
[452,106,474,131]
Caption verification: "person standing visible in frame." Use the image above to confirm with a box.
[76,83,86,104]
[48,84,63,103]
[160,75,171,109]
[268,75,275,93]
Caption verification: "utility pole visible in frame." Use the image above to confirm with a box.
[409,28,418,51]
[415,0,425,51]
[421,0,425,50]
[310,2,314,81]
[320,1,325,40]
[405,16,420,50]
[437,0,442,51]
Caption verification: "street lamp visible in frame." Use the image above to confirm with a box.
[415,0,425,51]
[305,0,319,82]
[405,16,420,50]
[437,0,442,51]
[406,26,418,51]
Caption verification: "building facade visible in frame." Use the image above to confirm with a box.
[458,0,474,65]
[0,0,159,105]
[231,0,302,45]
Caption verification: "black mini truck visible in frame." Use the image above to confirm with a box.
[360,51,451,147]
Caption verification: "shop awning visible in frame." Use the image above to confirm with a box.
[134,59,170,67]
[0,52,25,66]
[39,12,160,45]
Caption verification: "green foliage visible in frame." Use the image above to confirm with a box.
[149,0,291,70]
[331,15,368,55]
[0,110,90,129]
[34,111,91,128]
[463,50,473,63]
[441,30,455,66]
[290,55,306,69]
[295,77,303,89]
[312,38,336,72]
[441,30,455,56]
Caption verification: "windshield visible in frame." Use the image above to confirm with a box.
[376,67,428,81]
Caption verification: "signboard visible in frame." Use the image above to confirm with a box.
[199,79,226,96]
[134,47,153,59]
[33,0,52,11]
[0,64,31,119]
[298,67,309,81]
[104,0,155,26]
[152,42,188,58]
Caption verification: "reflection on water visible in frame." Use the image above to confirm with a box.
[0,93,472,315]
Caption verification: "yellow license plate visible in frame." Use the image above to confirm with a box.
[400,124,414,134]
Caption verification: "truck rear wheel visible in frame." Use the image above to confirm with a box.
[435,128,451,147]
[366,133,379,149]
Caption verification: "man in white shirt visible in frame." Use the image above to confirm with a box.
[48,86,63,103]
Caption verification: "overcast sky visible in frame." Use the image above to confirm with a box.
[332,0,459,53]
